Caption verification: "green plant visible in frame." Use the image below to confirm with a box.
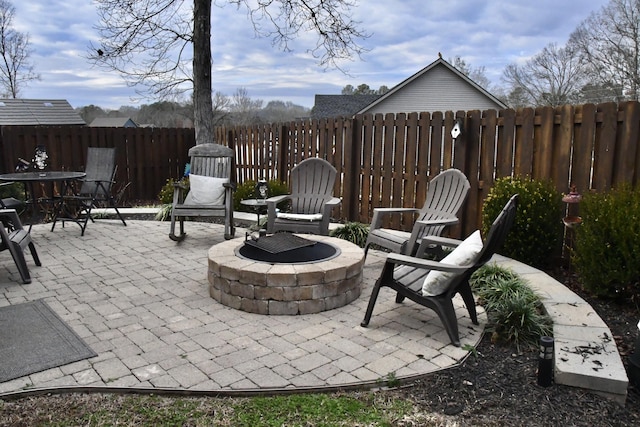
[330,221,369,248]
[155,203,173,221]
[489,291,553,352]
[573,184,640,300]
[157,177,189,205]
[462,343,481,358]
[482,176,563,268]
[233,179,289,212]
[156,177,189,221]
[471,265,538,312]
[0,182,25,201]
[471,264,552,351]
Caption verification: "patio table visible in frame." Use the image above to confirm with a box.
[0,171,86,231]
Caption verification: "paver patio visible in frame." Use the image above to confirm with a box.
[0,220,485,395]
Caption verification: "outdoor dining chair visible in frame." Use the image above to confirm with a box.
[361,194,518,347]
[51,147,127,236]
[0,209,41,284]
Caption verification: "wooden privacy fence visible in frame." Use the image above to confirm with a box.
[0,126,195,202]
[218,101,640,239]
[1,101,638,236]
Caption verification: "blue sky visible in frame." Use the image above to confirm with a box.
[14,0,610,110]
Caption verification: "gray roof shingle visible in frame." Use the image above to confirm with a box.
[0,99,85,125]
[311,94,381,119]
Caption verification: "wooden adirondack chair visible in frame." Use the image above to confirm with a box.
[361,194,518,346]
[265,158,341,235]
[169,143,235,241]
[364,168,470,258]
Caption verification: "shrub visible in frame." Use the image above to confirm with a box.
[330,222,369,248]
[572,184,640,300]
[158,177,189,205]
[156,177,189,221]
[482,176,563,268]
[0,182,25,201]
[489,291,553,351]
[471,264,552,351]
[233,179,288,212]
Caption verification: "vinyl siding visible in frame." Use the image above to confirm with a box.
[362,64,504,115]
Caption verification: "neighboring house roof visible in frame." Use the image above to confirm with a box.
[0,99,86,125]
[311,94,382,119]
[357,57,507,115]
[89,117,138,127]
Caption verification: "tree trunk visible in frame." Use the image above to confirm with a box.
[193,0,214,144]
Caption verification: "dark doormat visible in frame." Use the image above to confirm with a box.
[0,299,97,383]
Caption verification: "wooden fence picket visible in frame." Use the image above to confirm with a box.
[2,101,640,236]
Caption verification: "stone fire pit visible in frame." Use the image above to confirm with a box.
[208,234,364,315]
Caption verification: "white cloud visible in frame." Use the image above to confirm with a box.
[8,0,611,109]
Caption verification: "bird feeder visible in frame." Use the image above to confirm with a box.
[562,185,582,261]
[562,184,582,228]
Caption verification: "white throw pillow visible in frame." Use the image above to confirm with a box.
[188,174,227,205]
[276,212,324,221]
[421,230,483,296]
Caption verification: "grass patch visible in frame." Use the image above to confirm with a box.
[2,392,412,426]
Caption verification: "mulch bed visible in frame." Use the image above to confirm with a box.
[389,264,640,426]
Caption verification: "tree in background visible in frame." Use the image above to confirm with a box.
[230,87,264,126]
[259,100,309,123]
[502,43,587,107]
[569,0,640,101]
[341,84,389,95]
[90,0,367,145]
[450,56,492,90]
[0,0,39,98]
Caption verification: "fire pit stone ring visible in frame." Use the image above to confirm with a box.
[208,234,364,315]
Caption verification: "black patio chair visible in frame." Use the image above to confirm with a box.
[52,147,127,236]
[0,209,41,284]
[361,194,518,346]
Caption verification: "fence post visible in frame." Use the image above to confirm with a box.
[343,117,360,221]
[277,123,288,183]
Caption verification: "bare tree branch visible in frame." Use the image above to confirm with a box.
[90,0,368,143]
[0,0,39,98]
[569,0,640,101]
[502,43,587,107]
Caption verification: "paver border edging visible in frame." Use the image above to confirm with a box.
[491,255,629,405]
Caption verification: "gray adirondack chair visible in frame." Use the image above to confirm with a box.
[0,209,41,284]
[361,194,518,347]
[266,158,341,235]
[364,168,470,259]
[169,143,236,241]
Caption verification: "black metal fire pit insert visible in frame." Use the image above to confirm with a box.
[239,233,339,263]
[244,233,316,253]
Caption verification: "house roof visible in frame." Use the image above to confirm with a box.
[89,117,138,127]
[357,57,508,115]
[0,99,86,125]
[311,94,382,119]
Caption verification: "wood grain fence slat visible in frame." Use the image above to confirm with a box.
[2,101,639,234]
